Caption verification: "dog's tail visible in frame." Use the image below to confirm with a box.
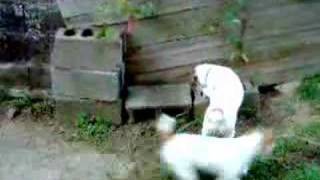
[156,113,176,142]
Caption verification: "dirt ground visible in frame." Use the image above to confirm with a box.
[0,113,135,180]
[0,81,318,180]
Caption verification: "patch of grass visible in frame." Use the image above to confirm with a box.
[283,163,320,180]
[244,120,320,180]
[294,121,320,140]
[298,74,320,104]
[76,113,113,143]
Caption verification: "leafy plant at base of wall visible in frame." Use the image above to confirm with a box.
[76,112,113,143]
[96,26,118,41]
[220,0,249,63]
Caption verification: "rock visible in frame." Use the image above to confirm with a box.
[6,107,18,120]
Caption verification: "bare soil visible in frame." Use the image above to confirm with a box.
[0,82,317,180]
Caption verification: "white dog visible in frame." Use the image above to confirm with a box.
[157,113,274,180]
[194,63,244,137]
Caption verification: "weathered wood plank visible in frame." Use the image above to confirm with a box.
[239,43,320,84]
[127,36,229,74]
[130,5,221,46]
[126,84,191,110]
[245,2,320,39]
[131,65,193,85]
[131,48,320,86]
[57,0,219,26]
[245,26,320,61]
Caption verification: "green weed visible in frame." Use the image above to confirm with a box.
[31,100,55,118]
[76,113,113,143]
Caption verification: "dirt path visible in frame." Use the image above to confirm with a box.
[0,114,133,180]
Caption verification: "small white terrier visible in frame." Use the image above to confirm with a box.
[157,113,274,180]
[193,63,244,137]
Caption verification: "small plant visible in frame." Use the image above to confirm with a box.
[76,112,113,143]
[220,0,249,63]
[6,94,32,110]
[96,26,118,41]
[31,100,55,118]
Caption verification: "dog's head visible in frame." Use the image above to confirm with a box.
[193,64,211,88]
[192,64,212,97]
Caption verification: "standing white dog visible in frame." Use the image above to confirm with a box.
[194,63,244,137]
[157,113,274,180]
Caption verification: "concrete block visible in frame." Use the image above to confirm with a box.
[51,67,121,101]
[51,28,122,72]
[55,96,122,125]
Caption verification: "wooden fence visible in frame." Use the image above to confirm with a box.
[1,0,320,92]
[120,0,320,86]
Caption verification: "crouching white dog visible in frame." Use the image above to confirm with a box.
[193,63,244,137]
[157,113,274,180]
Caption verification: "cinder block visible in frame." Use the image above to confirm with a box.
[51,28,122,72]
[55,96,122,125]
[51,67,121,101]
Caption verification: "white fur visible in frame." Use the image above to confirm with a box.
[156,113,176,135]
[194,64,244,137]
[157,114,272,180]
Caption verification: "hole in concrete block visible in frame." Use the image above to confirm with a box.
[81,28,94,37]
[64,29,76,36]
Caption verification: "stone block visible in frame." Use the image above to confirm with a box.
[55,96,122,125]
[51,28,122,72]
[51,67,121,101]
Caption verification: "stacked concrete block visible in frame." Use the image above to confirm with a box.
[51,27,124,125]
